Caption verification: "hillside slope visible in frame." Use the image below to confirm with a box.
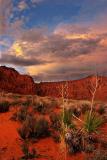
[0,66,107,101]
[0,66,35,95]
[36,76,107,101]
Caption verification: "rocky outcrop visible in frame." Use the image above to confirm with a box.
[1,66,107,101]
[0,66,35,94]
[36,76,107,101]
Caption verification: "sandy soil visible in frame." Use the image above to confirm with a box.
[0,106,106,160]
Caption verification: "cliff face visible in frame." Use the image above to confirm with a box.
[0,66,35,94]
[36,76,107,101]
[1,66,107,101]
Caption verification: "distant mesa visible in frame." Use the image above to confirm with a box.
[0,66,35,95]
[0,66,107,101]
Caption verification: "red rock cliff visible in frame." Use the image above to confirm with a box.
[36,76,107,101]
[1,66,107,101]
[0,66,35,94]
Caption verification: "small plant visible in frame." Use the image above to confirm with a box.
[0,101,10,113]
[18,114,36,140]
[61,109,75,129]
[20,141,38,160]
[50,112,61,131]
[15,106,28,122]
[22,100,31,107]
[97,105,105,115]
[65,130,83,154]
[34,117,50,138]
[33,102,47,114]
[84,111,103,134]
[18,114,50,140]
[84,144,95,153]
[81,103,90,114]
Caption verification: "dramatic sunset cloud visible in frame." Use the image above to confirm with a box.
[0,0,107,81]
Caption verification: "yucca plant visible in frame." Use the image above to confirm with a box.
[84,111,103,134]
[61,108,75,130]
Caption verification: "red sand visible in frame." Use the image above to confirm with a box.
[0,107,106,160]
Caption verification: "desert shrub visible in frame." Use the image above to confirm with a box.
[65,130,83,154]
[34,117,50,138]
[18,115,50,140]
[97,105,105,115]
[15,106,28,122]
[61,109,75,129]
[13,94,22,99]
[18,114,36,140]
[84,144,95,153]
[0,101,10,113]
[85,150,107,160]
[49,112,61,131]
[51,131,61,143]
[85,134,98,144]
[81,103,90,114]
[20,141,38,160]
[11,101,21,106]
[33,101,46,114]
[22,100,31,107]
[84,112,103,134]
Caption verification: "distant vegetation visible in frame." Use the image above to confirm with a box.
[0,90,107,159]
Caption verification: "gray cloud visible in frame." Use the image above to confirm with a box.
[0,0,13,34]
[1,24,107,81]
[0,54,49,66]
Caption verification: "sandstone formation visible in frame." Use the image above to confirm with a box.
[36,76,107,101]
[0,66,107,101]
[0,66,35,94]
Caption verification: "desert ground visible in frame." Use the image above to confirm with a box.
[0,93,107,160]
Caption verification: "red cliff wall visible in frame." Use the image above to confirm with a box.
[1,66,107,101]
[36,76,107,101]
[0,66,35,95]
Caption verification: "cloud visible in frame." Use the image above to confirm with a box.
[0,0,13,34]
[31,0,44,4]
[1,22,107,81]
[18,1,28,11]
[0,53,49,66]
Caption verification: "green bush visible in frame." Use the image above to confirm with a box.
[18,107,28,122]
[0,101,10,113]
[18,114,36,139]
[34,117,50,138]
[20,141,38,160]
[61,109,75,129]
[18,114,50,140]
[84,112,103,134]
[22,100,31,107]
[49,112,61,131]
[97,105,105,115]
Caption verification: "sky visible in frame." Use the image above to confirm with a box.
[0,0,107,82]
